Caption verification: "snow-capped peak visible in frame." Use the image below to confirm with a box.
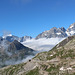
[70,24,74,28]
[36,27,67,39]
[69,23,75,28]
[66,23,75,36]
[3,34,12,38]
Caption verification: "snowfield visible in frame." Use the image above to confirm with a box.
[22,38,65,52]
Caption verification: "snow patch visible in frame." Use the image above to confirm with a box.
[50,55,53,56]
[70,24,74,28]
[70,31,75,35]
[60,67,65,71]
[3,34,12,38]
[60,67,72,71]
[67,67,72,70]
[56,32,61,35]
[66,31,71,36]
[66,30,75,36]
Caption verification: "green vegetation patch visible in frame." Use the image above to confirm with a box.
[26,67,39,75]
[46,65,59,72]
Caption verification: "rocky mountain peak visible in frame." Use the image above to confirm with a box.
[2,34,32,42]
[59,27,66,32]
[0,39,35,68]
[35,22,75,39]
[3,34,12,39]
[8,40,34,52]
[5,35,19,42]
[68,22,75,30]
[66,23,75,36]
[20,36,32,42]
[9,40,26,51]
[69,22,75,28]
[0,37,3,41]
[36,27,67,39]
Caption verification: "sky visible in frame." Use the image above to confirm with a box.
[0,0,75,37]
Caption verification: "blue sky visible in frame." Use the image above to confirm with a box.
[0,0,75,37]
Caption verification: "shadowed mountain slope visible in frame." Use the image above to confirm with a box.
[0,40,35,68]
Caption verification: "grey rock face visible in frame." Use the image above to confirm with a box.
[8,40,34,54]
[20,36,32,42]
[36,27,67,39]
[5,35,19,42]
[36,23,75,39]
[2,35,32,42]
[0,37,3,44]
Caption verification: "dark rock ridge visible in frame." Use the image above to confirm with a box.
[8,40,34,54]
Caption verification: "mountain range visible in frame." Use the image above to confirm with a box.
[36,23,75,39]
[21,23,75,51]
[0,22,75,69]
[2,34,32,42]
[0,33,75,75]
[1,23,75,43]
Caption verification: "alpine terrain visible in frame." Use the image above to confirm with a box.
[0,38,35,68]
[22,23,75,51]
[1,23,75,52]
[0,23,75,75]
[0,35,75,75]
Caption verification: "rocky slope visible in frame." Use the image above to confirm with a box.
[0,35,75,75]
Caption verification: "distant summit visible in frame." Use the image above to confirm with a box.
[3,34,12,38]
[36,23,75,39]
[36,27,67,39]
[2,34,32,42]
[20,36,32,42]
[1,22,75,42]
[8,40,34,53]
[66,22,75,36]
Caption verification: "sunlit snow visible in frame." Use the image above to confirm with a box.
[56,32,61,35]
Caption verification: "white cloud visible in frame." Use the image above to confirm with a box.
[22,38,65,51]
